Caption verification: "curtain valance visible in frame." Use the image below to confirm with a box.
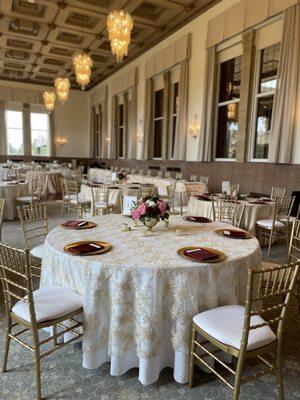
[145,34,191,79]
[0,86,43,104]
[111,68,138,96]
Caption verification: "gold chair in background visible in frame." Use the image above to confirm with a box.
[271,187,286,200]
[17,202,48,261]
[17,176,48,205]
[65,178,90,219]
[212,196,245,228]
[91,184,114,215]
[256,197,295,256]
[200,176,209,185]
[189,262,300,400]
[0,244,83,400]
[190,174,197,182]
[140,183,155,197]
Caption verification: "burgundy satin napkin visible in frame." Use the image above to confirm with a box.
[223,230,246,238]
[63,220,89,228]
[184,248,219,261]
[186,216,211,223]
[67,242,103,255]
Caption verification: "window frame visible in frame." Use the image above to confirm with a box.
[214,49,242,162]
[249,42,280,162]
[5,104,24,156]
[30,111,51,157]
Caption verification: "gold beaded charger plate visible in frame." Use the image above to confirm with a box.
[64,241,111,256]
[61,221,97,230]
[214,228,253,239]
[177,246,226,263]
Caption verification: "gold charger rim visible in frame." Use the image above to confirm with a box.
[61,221,97,230]
[177,246,226,263]
[214,228,253,239]
[63,240,111,256]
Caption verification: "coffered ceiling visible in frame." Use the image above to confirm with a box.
[0,0,221,90]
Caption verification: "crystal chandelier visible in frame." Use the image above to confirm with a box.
[55,77,70,105]
[72,53,93,90]
[43,91,56,112]
[107,10,133,63]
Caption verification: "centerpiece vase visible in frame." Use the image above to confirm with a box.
[142,217,159,230]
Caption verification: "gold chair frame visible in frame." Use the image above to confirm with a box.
[199,176,209,185]
[0,198,5,241]
[65,178,90,219]
[271,187,287,200]
[91,184,114,216]
[212,196,245,228]
[189,262,300,400]
[0,245,83,400]
[17,202,48,257]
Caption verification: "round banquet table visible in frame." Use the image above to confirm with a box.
[0,181,28,220]
[41,214,261,385]
[187,197,275,235]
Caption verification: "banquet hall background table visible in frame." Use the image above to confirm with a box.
[187,197,275,235]
[41,214,261,385]
[0,181,28,220]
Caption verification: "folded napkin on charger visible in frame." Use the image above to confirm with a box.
[67,242,103,255]
[184,248,219,261]
[250,200,266,205]
[186,216,211,223]
[63,220,89,228]
[223,230,246,238]
[260,197,272,202]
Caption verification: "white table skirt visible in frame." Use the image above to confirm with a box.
[187,197,275,235]
[41,215,261,385]
[0,181,28,220]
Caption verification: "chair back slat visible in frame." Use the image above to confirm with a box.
[17,202,48,249]
[0,198,5,241]
[288,219,300,263]
[212,195,245,228]
[271,186,286,200]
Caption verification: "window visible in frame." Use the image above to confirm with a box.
[30,112,50,156]
[169,82,179,159]
[117,103,125,158]
[6,110,24,155]
[94,105,102,158]
[153,88,164,158]
[215,56,241,159]
[252,43,280,159]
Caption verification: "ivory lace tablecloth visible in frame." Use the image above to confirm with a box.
[187,197,275,235]
[41,214,261,385]
[0,181,28,220]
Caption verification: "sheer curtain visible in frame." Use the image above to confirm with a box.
[0,100,7,156]
[110,96,117,159]
[197,46,217,161]
[268,5,300,163]
[127,86,137,159]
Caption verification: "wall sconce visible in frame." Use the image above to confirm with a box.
[56,134,67,146]
[137,132,144,143]
[189,113,200,139]
[106,136,111,145]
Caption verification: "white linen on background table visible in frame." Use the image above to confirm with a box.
[0,181,28,220]
[41,214,261,385]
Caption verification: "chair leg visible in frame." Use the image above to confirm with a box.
[267,231,273,257]
[277,362,284,400]
[233,355,244,400]
[32,329,42,400]
[188,326,196,388]
[2,316,12,373]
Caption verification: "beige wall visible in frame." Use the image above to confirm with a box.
[0,79,90,158]
[89,0,300,164]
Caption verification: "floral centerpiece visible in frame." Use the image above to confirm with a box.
[131,195,170,229]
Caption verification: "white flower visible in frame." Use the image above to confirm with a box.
[146,200,155,207]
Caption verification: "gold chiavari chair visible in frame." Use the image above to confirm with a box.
[271,187,286,200]
[0,244,83,400]
[0,198,5,241]
[16,170,27,182]
[157,170,163,178]
[175,172,183,180]
[140,183,155,197]
[288,219,300,311]
[166,184,176,214]
[256,197,295,256]
[200,176,209,185]
[65,178,90,219]
[230,183,240,195]
[212,195,245,228]
[190,174,197,182]
[147,170,152,176]
[60,176,69,215]
[17,176,48,205]
[138,169,144,175]
[91,184,114,216]
[164,171,171,178]
[17,202,48,261]
[189,261,300,400]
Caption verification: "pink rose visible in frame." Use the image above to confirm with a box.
[138,203,148,216]
[132,208,141,220]
[157,200,167,214]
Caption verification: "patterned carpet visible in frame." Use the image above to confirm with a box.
[0,201,299,400]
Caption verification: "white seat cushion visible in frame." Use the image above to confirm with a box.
[193,305,276,351]
[256,219,285,229]
[30,244,44,259]
[95,201,114,209]
[17,196,39,202]
[70,198,90,205]
[64,194,77,200]
[12,285,82,323]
